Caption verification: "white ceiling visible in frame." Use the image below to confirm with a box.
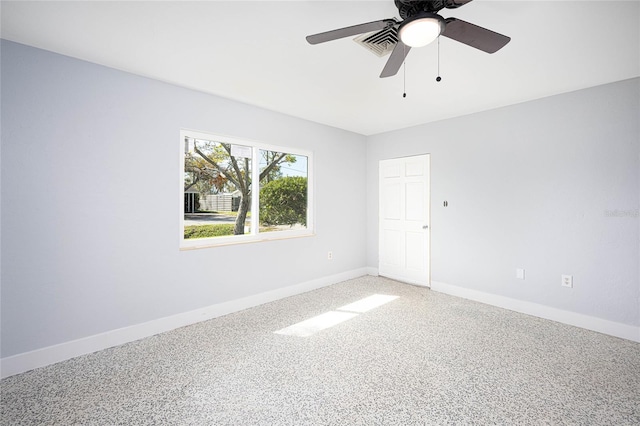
[1,1,639,135]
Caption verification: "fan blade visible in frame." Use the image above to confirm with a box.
[442,18,510,53]
[306,19,396,45]
[380,41,411,78]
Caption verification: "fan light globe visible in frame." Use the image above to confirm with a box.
[398,13,445,48]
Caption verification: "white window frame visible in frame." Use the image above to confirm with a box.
[180,129,314,249]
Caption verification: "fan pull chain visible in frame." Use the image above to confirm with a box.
[403,44,407,98]
[436,37,442,82]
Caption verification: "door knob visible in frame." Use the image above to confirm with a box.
[422,225,429,229]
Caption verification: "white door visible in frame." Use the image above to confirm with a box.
[378,154,430,286]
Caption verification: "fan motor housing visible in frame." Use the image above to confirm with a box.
[394,0,469,19]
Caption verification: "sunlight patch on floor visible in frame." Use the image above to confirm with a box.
[274,294,398,337]
[337,294,399,313]
[274,311,358,337]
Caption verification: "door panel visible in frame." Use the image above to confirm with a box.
[405,182,425,221]
[378,155,430,286]
[381,162,401,178]
[382,182,402,220]
[405,160,424,176]
[405,232,425,270]
[382,229,403,267]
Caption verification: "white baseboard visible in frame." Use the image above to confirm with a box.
[1,268,368,379]
[365,266,379,276]
[431,281,640,343]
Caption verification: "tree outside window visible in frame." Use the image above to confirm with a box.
[181,131,311,248]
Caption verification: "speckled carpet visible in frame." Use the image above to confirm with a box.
[2,276,639,425]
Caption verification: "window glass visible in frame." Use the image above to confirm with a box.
[259,150,308,233]
[181,130,313,248]
[184,137,252,240]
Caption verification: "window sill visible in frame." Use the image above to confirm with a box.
[180,230,315,250]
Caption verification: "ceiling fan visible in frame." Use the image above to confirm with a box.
[306,0,511,78]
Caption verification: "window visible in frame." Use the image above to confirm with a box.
[181,130,313,249]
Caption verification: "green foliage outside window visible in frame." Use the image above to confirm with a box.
[259,176,307,227]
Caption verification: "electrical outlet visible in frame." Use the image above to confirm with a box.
[562,275,573,288]
[516,269,525,280]
[327,251,333,260]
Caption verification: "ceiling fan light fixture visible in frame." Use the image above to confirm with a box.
[398,12,445,48]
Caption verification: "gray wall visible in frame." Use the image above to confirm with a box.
[366,78,640,327]
[0,41,367,358]
[2,39,638,361]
